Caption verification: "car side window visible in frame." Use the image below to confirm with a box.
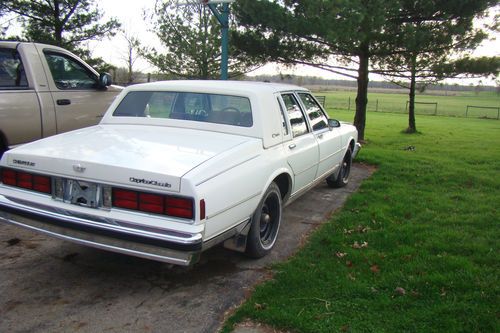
[281,93,308,137]
[298,93,329,131]
[277,98,289,136]
[0,48,28,89]
[44,51,98,90]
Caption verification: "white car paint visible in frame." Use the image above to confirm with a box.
[0,80,360,266]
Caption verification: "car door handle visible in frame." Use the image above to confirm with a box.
[57,99,71,106]
[288,144,297,150]
[317,133,324,139]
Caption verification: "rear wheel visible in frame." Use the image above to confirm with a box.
[245,182,282,258]
[327,148,352,188]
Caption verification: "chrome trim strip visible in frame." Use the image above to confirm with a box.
[195,154,261,186]
[207,191,261,219]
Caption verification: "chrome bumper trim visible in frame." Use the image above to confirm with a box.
[0,194,202,265]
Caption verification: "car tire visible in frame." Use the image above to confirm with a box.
[245,182,282,258]
[327,148,352,188]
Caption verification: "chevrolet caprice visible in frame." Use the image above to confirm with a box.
[0,81,360,265]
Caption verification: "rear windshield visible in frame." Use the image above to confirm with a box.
[113,91,253,127]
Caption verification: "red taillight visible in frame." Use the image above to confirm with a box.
[139,193,164,214]
[1,169,16,186]
[112,187,194,220]
[165,197,194,219]
[113,188,138,210]
[0,168,51,194]
[17,172,33,189]
[33,175,51,193]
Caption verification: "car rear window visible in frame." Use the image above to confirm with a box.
[113,91,253,127]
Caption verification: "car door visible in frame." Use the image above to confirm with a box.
[40,48,116,133]
[297,93,343,179]
[279,93,319,194]
[0,47,42,147]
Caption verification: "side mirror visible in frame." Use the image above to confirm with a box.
[98,73,112,88]
[328,119,341,128]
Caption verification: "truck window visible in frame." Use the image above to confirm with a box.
[0,48,28,89]
[44,51,98,90]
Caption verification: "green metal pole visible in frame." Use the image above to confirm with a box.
[208,2,230,80]
[220,3,229,80]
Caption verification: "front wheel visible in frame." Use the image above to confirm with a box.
[327,148,352,188]
[245,182,282,258]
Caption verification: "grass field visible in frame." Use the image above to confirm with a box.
[223,111,500,332]
[316,90,500,119]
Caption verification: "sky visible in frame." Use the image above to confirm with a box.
[5,0,500,85]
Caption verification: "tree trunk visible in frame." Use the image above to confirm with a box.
[354,46,369,141]
[53,0,63,45]
[407,54,417,133]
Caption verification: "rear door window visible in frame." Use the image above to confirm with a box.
[281,93,309,137]
[0,48,28,89]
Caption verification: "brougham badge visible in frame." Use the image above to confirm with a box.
[73,164,86,173]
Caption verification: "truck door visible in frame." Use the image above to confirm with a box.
[297,93,343,180]
[40,48,117,133]
[279,93,319,194]
[0,47,42,148]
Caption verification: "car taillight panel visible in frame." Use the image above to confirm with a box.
[112,187,194,220]
[0,168,52,194]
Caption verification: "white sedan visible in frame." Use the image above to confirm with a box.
[0,80,360,265]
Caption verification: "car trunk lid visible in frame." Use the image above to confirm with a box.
[3,125,254,192]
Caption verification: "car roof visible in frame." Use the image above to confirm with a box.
[126,80,309,95]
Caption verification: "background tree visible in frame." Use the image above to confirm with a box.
[120,31,140,84]
[142,0,258,79]
[1,0,120,69]
[232,0,402,141]
[373,0,499,133]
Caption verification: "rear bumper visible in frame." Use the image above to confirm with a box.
[0,194,202,266]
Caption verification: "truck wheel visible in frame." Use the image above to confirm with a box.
[0,139,5,159]
[245,182,282,258]
[327,148,352,188]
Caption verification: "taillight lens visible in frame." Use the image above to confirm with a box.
[112,187,194,220]
[1,169,16,186]
[0,168,51,194]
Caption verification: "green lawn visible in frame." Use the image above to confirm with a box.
[223,110,500,332]
[316,91,500,119]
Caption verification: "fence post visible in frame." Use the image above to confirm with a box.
[348,97,351,111]
[376,99,379,112]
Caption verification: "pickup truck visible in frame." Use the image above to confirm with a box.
[0,80,360,266]
[0,41,122,156]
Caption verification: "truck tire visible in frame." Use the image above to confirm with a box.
[245,182,282,258]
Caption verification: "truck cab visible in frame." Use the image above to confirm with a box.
[0,42,122,156]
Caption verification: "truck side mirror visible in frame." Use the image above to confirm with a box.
[98,73,112,88]
[328,119,341,128]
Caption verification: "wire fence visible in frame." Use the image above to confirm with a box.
[316,96,500,120]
